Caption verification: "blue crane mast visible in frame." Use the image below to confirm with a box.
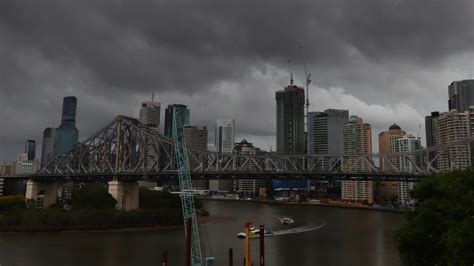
[172,108,203,266]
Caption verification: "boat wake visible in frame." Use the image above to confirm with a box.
[272,221,327,237]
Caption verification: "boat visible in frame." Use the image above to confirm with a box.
[279,217,295,225]
[237,228,274,239]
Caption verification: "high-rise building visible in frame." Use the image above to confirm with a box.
[276,84,305,154]
[25,140,36,161]
[215,119,235,154]
[425,112,440,148]
[394,134,422,207]
[139,101,161,131]
[308,109,349,155]
[377,124,406,203]
[210,119,235,192]
[54,96,79,156]
[41,128,56,167]
[183,125,208,184]
[234,139,266,197]
[433,110,471,171]
[164,104,190,139]
[340,116,373,204]
[448,79,474,112]
[40,97,79,166]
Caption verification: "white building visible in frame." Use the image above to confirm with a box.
[394,135,422,207]
[139,101,161,131]
[210,119,235,193]
[12,153,40,176]
[215,119,235,154]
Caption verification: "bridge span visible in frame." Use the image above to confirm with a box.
[7,115,473,210]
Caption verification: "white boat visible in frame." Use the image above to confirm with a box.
[237,228,274,239]
[279,217,295,225]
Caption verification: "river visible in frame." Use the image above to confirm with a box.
[0,200,404,266]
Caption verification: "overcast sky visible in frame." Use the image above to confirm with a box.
[1,0,473,162]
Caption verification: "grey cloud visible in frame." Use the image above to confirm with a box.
[0,0,473,161]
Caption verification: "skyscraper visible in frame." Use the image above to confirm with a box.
[378,124,406,171]
[40,97,79,167]
[210,119,235,193]
[139,101,161,131]
[215,119,235,154]
[41,128,56,167]
[433,110,471,171]
[25,140,36,161]
[425,111,440,148]
[340,116,373,204]
[394,135,422,207]
[164,104,190,138]
[308,109,349,155]
[448,79,474,112]
[377,124,406,203]
[183,125,208,190]
[276,84,305,154]
[54,96,79,155]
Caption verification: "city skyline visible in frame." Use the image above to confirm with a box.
[1,1,474,161]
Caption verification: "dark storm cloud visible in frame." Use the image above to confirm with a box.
[0,0,473,160]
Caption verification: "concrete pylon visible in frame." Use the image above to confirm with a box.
[108,180,139,211]
[25,180,58,208]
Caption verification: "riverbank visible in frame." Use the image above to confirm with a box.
[200,197,407,213]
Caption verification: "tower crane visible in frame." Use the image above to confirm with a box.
[172,108,203,266]
[299,45,312,125]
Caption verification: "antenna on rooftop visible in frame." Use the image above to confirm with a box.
[151,92,155,102]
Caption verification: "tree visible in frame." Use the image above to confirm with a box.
[71,185,117,210]
[395,168,474,265]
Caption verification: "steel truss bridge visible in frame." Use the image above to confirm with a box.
[16,116,474,182]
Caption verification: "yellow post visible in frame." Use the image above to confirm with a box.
[245,222,252,266]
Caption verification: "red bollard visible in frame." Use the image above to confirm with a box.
[229,248,233,266]
[259,225,265,266]
[162,250,168,266]
[185,218,192,266]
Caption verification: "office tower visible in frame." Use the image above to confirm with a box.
[448,79,474,112]
[308,109,349,155]
[164,104,190,138]
[139,101,161,131]
[276,84,305,154]
[210,119,235,192]
[41,128,56,167]
[234,139,266,197]
[215,119,235,154]
[184,125,208,186]
[394,134,422,207]
[54,97,79,156]
[25,140,36,161]
[340,116,373,204]
[425,112,440,147]
[433,110,471,171]
[377,124,406,203]
[183,125,208,190]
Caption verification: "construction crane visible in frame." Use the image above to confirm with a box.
[299,45,312,132]
[172,108,203,266]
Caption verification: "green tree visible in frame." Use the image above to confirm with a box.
[395,168,474,265]
[71,185,117,210]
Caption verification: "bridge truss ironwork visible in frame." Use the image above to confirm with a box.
[34,116,474,182]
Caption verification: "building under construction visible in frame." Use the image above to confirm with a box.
[275,84,305,155]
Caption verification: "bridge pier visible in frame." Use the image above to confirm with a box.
[25,180,58,208]
[108,180,139,211]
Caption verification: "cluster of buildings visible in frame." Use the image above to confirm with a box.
[276,78,474,207]
[1,79,474,207]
